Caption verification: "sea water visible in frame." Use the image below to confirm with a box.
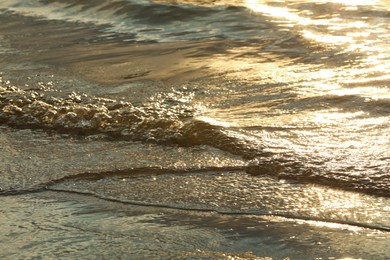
[0,0,389,259]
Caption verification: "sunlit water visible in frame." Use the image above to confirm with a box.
[0,0,389,259]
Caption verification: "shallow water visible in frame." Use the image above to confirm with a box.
[1,191,390,259]
[0,0,389,258]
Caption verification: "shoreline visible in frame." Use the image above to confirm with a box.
[2,190,390,259]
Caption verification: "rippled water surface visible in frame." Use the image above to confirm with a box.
[1,0,389,259]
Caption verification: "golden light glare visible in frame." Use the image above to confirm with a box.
[312,111,364,124]
[203,0,390,142]
[303,30,353,44]
[245,0,373,46]
[303,220,363,232]
[245,0,311,25]
[318,0,379,5]
[329,86,390,100]
[196,116,232,127]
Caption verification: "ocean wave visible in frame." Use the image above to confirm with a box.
[0,0,389,198]
[0,0,269,42]
[0,79,265,159]
[1,79,389,197]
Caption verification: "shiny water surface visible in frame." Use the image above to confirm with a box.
[1,191,390,259]
[0,0,389,259]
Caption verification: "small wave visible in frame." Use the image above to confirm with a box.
[46,186,390,233]
[246,157,390,198]
[1,78,389,197]
[0,83,189,142]
[0,0,268,42]
[0,80,266,158]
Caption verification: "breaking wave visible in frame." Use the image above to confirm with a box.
[0,0,270,42]
[1,79,389,197]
